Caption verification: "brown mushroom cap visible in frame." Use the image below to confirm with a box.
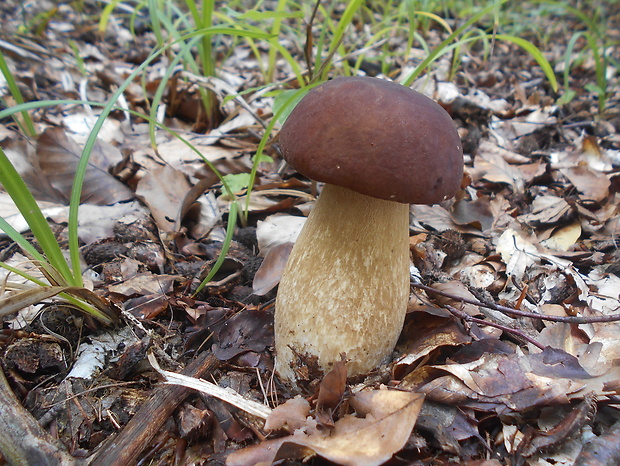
[279,76,464,204]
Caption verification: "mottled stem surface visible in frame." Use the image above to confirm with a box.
[275,184,410,383]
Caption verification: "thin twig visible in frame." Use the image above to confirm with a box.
[445,305,547,350]
[412,282,620,324]
[87,351,218,465]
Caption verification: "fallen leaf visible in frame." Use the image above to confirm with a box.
[214,309,274,361]
[395,308,473,376]
[496,229,539,280]
[252,242,293,296]
[416,402,481,454]
[518,195,572,226]
[297,389,424,466]
[560,165,610,202]
[264,396,311,432]
[473,140,527,192]
[37,128,134,205]
[316,358,347,428]
[227,389,424,466]
[256,214,306,255]
[541,223,582,251]
[135,164,192,233]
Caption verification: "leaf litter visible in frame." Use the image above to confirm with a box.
[0,0,619,465]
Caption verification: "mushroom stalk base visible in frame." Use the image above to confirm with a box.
[275,184,410,384]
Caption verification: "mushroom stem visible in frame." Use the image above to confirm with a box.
[275,183,410,383]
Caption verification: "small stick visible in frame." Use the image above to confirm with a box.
[87,351,218,466]
[445,305,547,351]
[0,367,78,465]
[412,282,620,324]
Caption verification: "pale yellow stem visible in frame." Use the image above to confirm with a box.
[275,184,410,383]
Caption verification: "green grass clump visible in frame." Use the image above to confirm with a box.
[2,0,606,323]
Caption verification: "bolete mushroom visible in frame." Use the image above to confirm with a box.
[275,76,463,384]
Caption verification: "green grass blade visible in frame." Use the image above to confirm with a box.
[193,201,238,296]
[148,35,203,147]
[319,0,364,79]
[67,26,273,288]
[98,0,126,33]
[0,50,37,138]
[147,0,166,48]
[0,147,76,284]
[266,0,289,83]
[494,34,558,92]
[402,0,509,86]
[0,218,47,265]
[0,260,48,287]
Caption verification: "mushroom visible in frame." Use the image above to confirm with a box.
[275,76,463,384]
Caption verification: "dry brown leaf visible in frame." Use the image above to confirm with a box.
[157,137,241,164]
[0,192,64,234]
[473,140,527,192]
[107,273,176,297]
[227,389,424,466]
[395,307,473,376]
[509,107,558,138]
[399,347,620,417]
[213,309,273,361]
[2,138,64,203]
[519,393,597,458]
[263,397,311,432]
[410,204,457,230]
[252,242,293,296]
[37,128,134,205]
[293,389,424,466]
[518,195,572,226]
[316,358,347,428]
[45,201,146,245]
[135,164,192,233]
[577,134,615,172]
[416,402,481,454]
[410,204,475,233]
[451,196,495,231]
[560,165,610,202]
[585,269,620,314]
[431,281,482,316]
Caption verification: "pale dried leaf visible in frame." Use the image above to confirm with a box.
[0,286,69,318]
[2,138,63,202]
[474,141,526,192]
[541,223,582,251]
[46,200,147,245]
[431,281,481,316]
[496,229,539,279]
[62,114,124,145]
[68,326,142,379]
[295,389,424,466]
[510,107,558,138]
[256,215,306,256]
[0,192,65,234]
[410,204,460,232]
[107,273,175,297]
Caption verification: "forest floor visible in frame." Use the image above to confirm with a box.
[1,0,620,465]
